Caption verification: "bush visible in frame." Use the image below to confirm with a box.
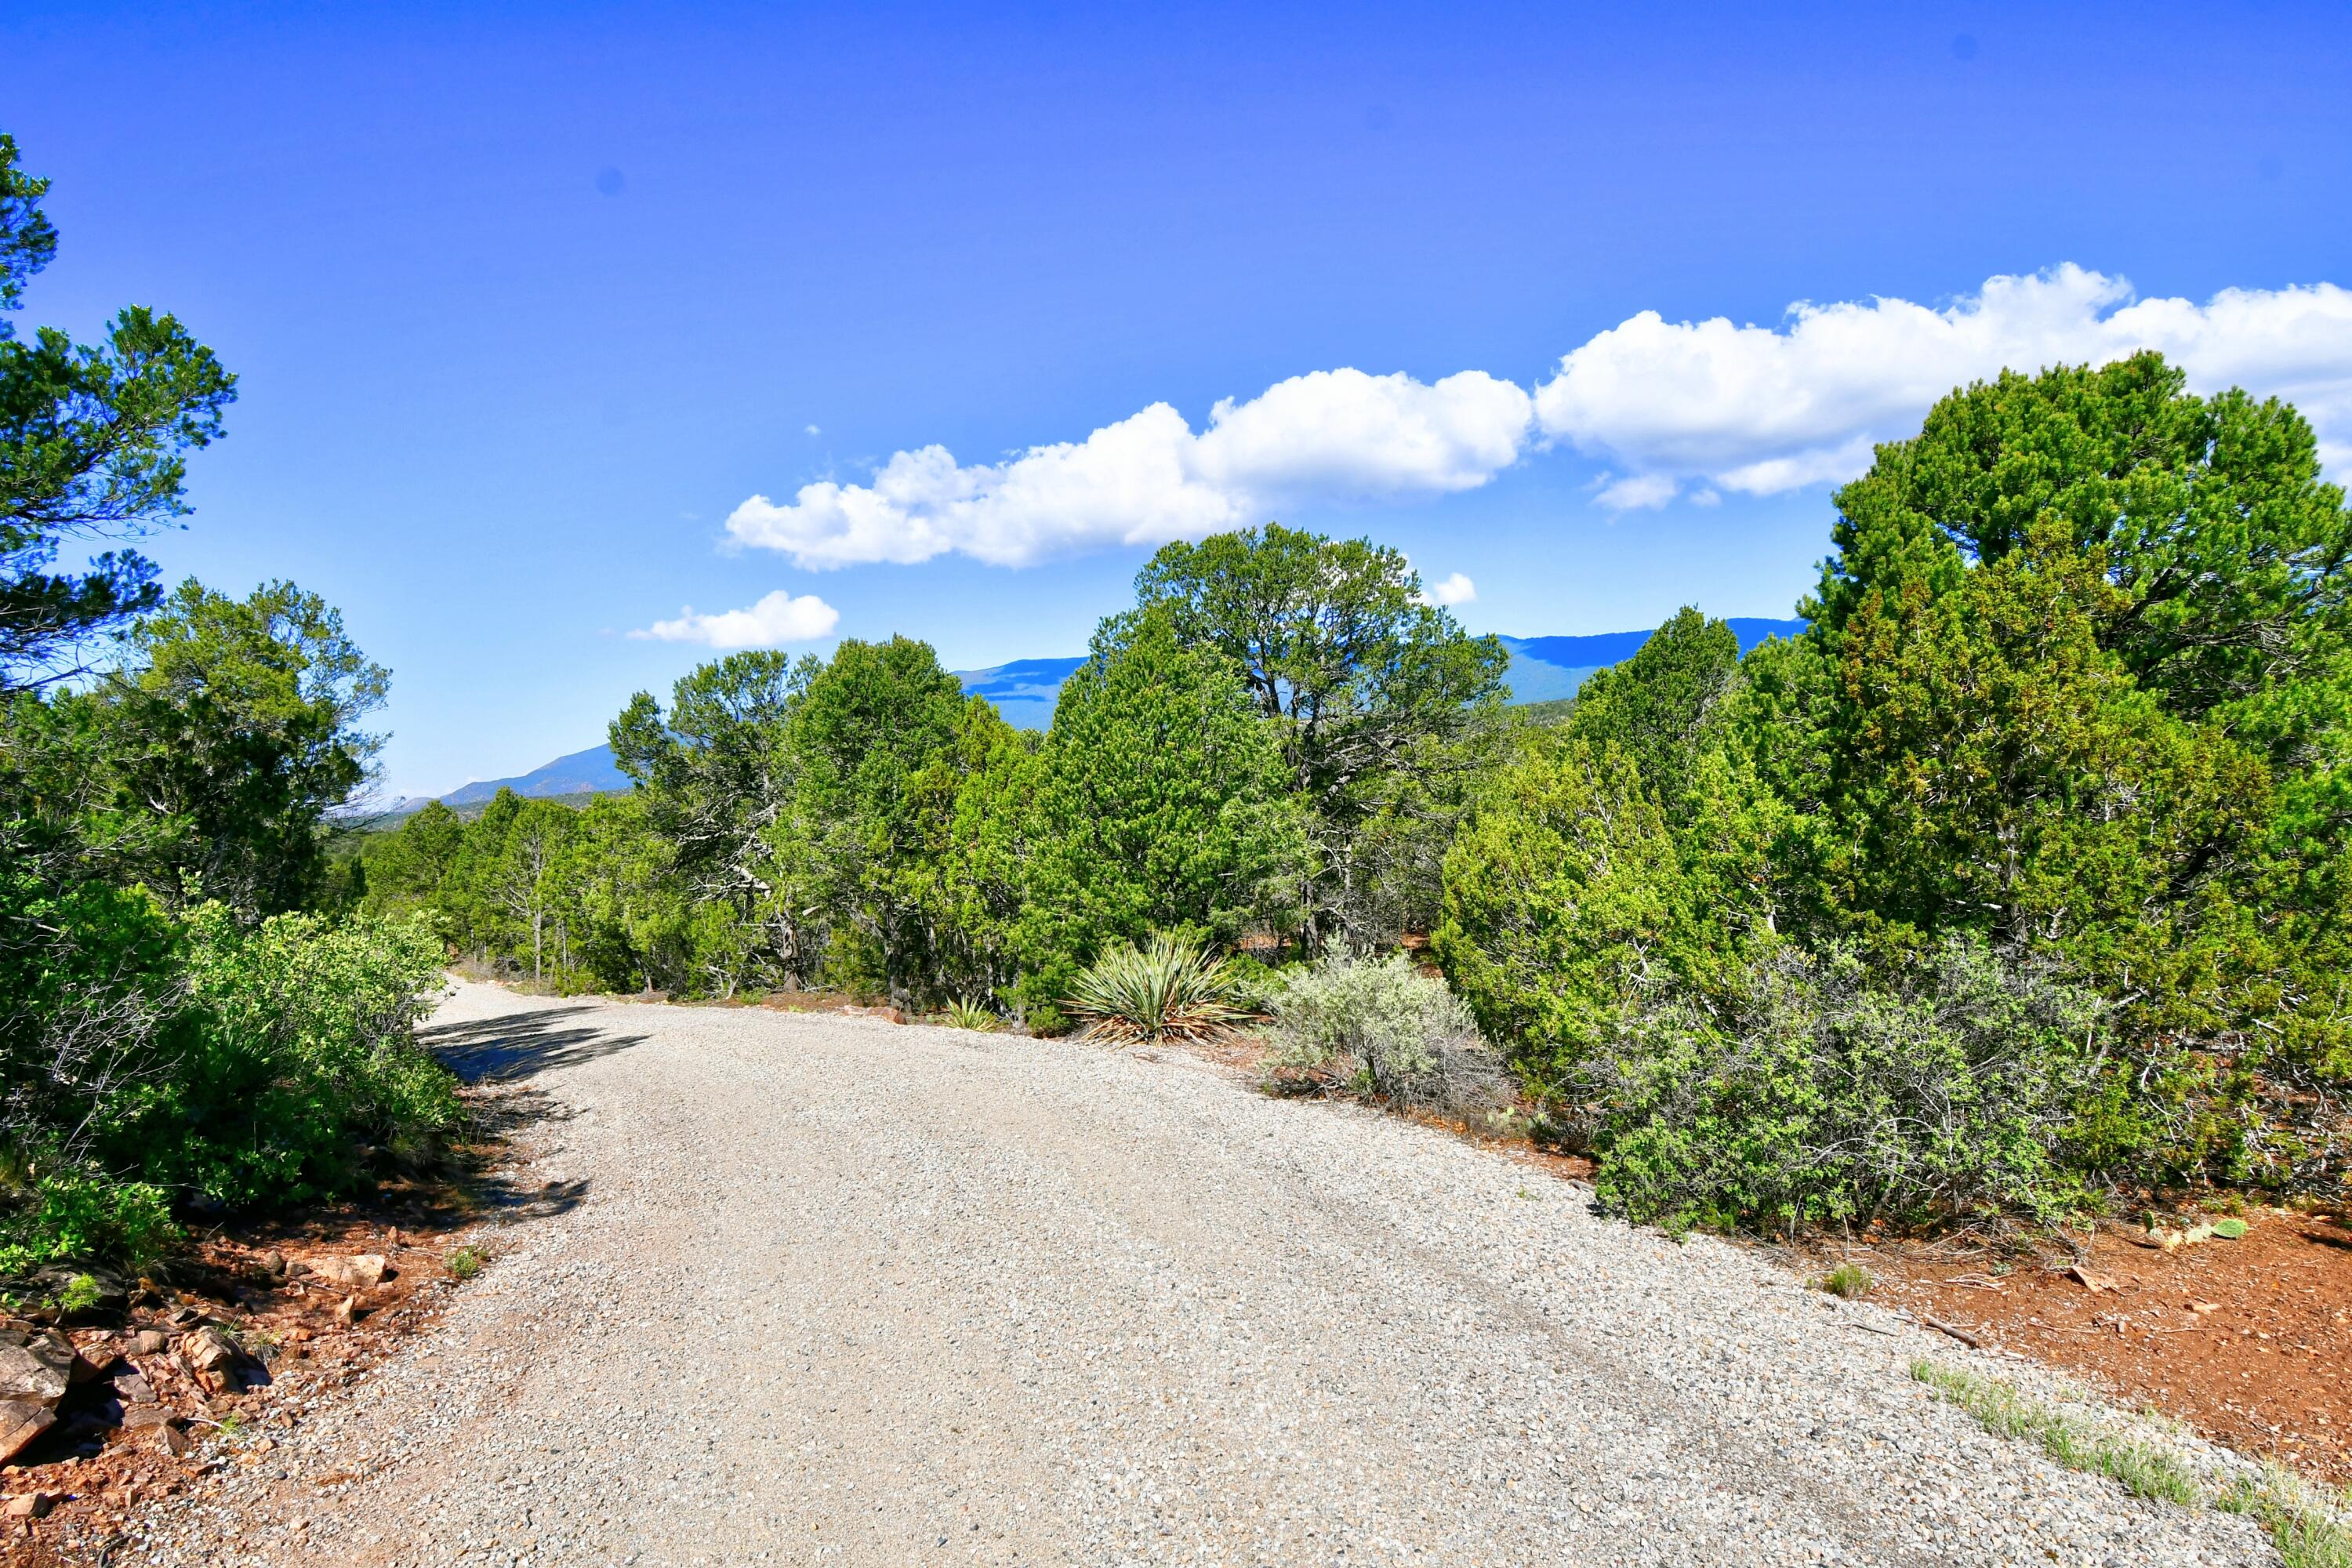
[98,905,462,1207]
[0,1163,176,1276]
[1063,935,1249,1044]
[1585,939,2112,1235]
[1265,953,1511,1118]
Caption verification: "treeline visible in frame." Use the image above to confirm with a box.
[0,136,459,1274]
[376,352,2352,1236]
[365,524,1512,1029]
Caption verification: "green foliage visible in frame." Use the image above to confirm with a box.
[1129,523,1508,943]
[0,132,459,1276]
[1587,941,2112,1236]
[786,637,976,1006]
[0,1164,176,1276]
[1022,612,1302,1007]
[84,579,389,914]
[0,134,236,684]
[1265,953,1508,1115]
[1432,355,2352,1230]
[1062,935,1250,1044]
[106,906,459,1206]
[1566,607,1740,807]
[1433,731,1715,1096]
[2218,1464,2352,1568]
[940,997,1001,1033]
[1819,1262,1871,1299]
[447,1244,486,1281]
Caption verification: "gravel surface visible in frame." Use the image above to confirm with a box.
[118,982,2277,1566]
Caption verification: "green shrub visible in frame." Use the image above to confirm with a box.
[0,1163,176,1275]
[1063,935,1248,1044]
[1266,953,1510,1117]
[1587,940,2110,1235]
[1432,734,1716,1098]
[99,904,460,1207]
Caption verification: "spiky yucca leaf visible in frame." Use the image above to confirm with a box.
[1064,935,1248,1044]
[942,997,1001,1033]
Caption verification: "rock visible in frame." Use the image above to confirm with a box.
[151,1423,190,1458]
[180,1326,246,1392]
[114,1371,156,1404]
[131,1330,168,1357]
[303,1254,388,1291]
[4,1491,54,1519]
[2063,1264,2116,1293]
[120,1403,178,1431]
[70,1343,120,1385]
[0,1330,75,1406]
[256,1250,288,1279]
[0,1401,54,1465]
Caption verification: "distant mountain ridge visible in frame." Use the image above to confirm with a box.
[388,618,1806,815]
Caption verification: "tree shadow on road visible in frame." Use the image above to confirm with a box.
[421,1005,648,1084]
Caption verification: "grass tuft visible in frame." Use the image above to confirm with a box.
[1819,1261,1872,1299]
[447,1243,487,1281]
[1911,1359,2198,1506]
[2216,1465,2352,1568]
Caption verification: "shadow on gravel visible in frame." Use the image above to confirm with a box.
[423,1005,648,1083]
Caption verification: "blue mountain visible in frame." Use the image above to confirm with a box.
[399,618,1808,812]
[437,744,632,807]
[953,655,1089,732]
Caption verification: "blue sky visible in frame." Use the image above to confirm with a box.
[6,2,2350,798]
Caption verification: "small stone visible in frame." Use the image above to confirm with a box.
[121,1404,180,1432]
[182,1325,240,1374]
[303,1255,388,1291]
[257,1250,288,1278]
[4,1491,54,1519]
[151,1424,191,1458]
[131,1330,169,1357]
[114,1371,156,1404]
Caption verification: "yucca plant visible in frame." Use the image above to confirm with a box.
[942,997,1001,1033]
[1063,935,1250,1044]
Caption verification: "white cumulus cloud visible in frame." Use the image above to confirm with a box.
[1419,572,1476,607]
[726,369,1532,570]
[632,590,840,649]
[1533,266,2352,495]
[724,267,2352,568]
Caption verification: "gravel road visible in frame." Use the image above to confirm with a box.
[122,982,2276,1566]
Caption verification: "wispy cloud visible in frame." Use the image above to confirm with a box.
[632,590,840,648]
[1418,571,1476,607]
[724,267,2352,568]
[1592,474,1678,512]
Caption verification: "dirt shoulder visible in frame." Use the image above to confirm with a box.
[1849,1209,2352,1486]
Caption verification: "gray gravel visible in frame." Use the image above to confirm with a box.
[118,981,2278,1566]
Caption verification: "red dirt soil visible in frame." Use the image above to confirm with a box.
[1851,1207,2352,1484]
